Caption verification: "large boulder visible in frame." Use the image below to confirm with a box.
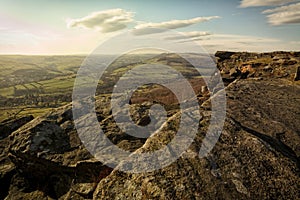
[4,105,111,199]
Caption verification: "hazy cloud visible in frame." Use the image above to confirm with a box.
[67,9,134,33]
[198,34,291,53]
[239,0,298,7]
[262,2,300,25]
[132,16,220,35]
[290,40,300,44]
[165,31,212,40]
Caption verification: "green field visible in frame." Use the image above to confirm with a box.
[0,55,85,121]
[0,53,207,121]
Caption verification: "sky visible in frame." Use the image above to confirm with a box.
[0,0,300,54]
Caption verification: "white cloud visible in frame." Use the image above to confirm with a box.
[165,31,212,40]
[67,10,220,35]
[262,2,300,25]
[239,0,300,25]
[67,9,134,33]
[132,16,220,35]
[239,0,298,7]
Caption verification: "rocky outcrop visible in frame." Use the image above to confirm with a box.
[93,78,300,200]
[0,99,152,199]
[0,51,299,199]
[215,51,300,84]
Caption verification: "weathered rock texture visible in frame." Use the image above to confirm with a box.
[0,51,299,199]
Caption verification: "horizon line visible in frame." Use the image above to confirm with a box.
[0,50,299,56]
